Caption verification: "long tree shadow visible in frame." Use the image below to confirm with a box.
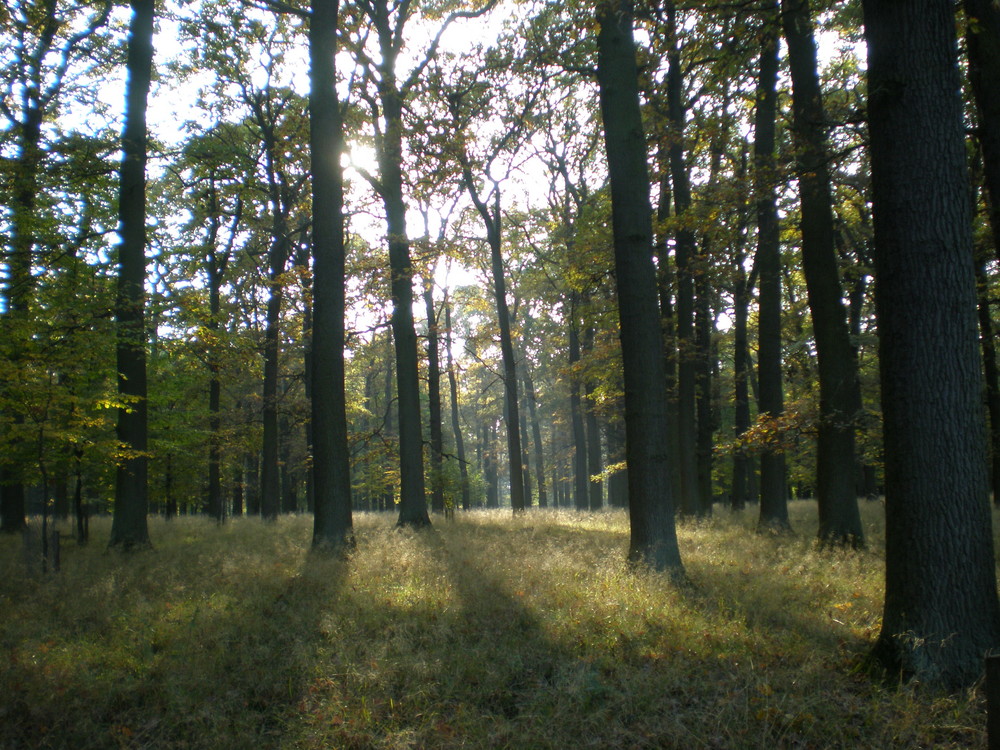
[0,519,349,749]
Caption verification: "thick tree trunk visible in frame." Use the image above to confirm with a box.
[781,0,863,545]
[109,0,154,551]
[864,0,1000,688]
[379,84,429,528]
[596,0,683,574]
[754,19,789,527]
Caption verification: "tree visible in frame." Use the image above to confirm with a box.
[781,0,863,545]
[0,0,111,533]
[310,0,354,550]
[753,15,789,528]
[109,0,155,551]
[595,0,683,574]
[863,0,1000,688]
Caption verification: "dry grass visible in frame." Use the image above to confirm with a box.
[0,502,989,748]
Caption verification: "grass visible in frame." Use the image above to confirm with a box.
[0,501,989,748]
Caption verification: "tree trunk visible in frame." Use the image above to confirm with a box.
[596,0,683,574]
[462,176,526,515]
[732,259,751,511]
[665,2,699,518]
[423,283,446,514]
[109,0,154,551]
[444,294,471,510]
[863,0,1000,688]
[523,357,548,508]
[583,323,603,510]
[568,298,589,511]
[782,0,863,545]
[379,84,429,528]
[754,18,789,526]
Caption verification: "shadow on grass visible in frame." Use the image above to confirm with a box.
[0,518,348,749]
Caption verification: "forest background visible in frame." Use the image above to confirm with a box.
[3,0,1000,732]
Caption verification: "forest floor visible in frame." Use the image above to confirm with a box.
[0,502,989,749]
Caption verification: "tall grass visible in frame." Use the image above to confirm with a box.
[0,502,988,748]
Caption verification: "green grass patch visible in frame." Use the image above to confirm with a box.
[0,502,989,748]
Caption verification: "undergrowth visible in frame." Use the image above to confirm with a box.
[0,502,988,748]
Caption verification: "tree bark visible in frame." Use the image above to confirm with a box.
[863,0,1000,688]
[781,0,863,545]
[378,59,429,529]
[308,0,354,550]
[665,1,699,518]
[596,0,683,574]
[109,0,155,551]
[753,18,789,527]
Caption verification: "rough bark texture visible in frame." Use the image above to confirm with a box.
[781,0,863,545]
[753,20,789,528]
[596,0,683,574]
[109,0,154,551]
[310,0,354,551]
[864,0,1000,689]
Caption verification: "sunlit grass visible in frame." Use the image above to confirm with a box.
[0,502,989,748]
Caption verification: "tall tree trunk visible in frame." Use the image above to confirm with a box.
[782,0,864,546]
[596,0,683,574]
[461,176,526,514]
[522,356,548,508]
[204,183,229,524]
[109,0,154,551]
[259,230,287,521]
[864,0,1000,688]
[732,259,751,512]
[754,18,789,527]
[568,296,589,510]
[665,2,699,518]
[582,323,603,510]
[694,250,714,517]
[379,83,429,528]
[484,419,499,509]
[654,153,682,506]
[444,293,471,510]
[423,282,446,514]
